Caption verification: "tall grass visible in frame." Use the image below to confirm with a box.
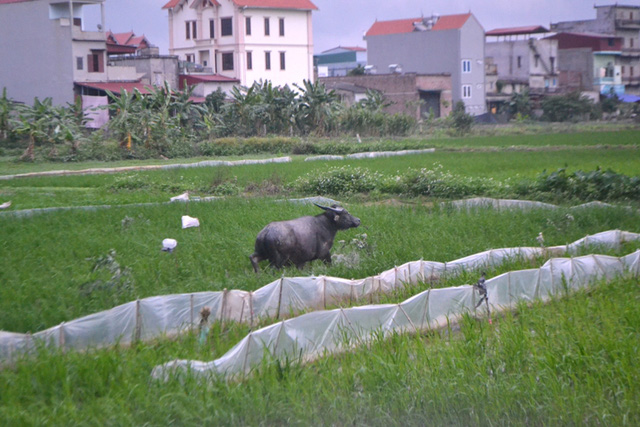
[2,199,639,333]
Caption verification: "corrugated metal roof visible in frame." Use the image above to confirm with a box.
[486,25,549,36]
[75,81,152,94]
[365,13,471,37]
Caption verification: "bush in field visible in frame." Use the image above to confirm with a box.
[449,101,474,136]
[541,91,595,122]
[293,165,386,195]
[535,167,640,201]
[399,164,494,198]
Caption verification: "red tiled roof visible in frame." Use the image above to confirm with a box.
[366,13,471,37]
[75,81,152,94]
[232,0,317,10]
[486,25,549,36]
[432,13,471,31]
[162,0,181,9]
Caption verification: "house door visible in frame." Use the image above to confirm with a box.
[419,91,441,118]
[199,50,210,68]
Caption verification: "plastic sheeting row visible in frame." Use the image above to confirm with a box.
[304,148,435,162]
[448,197,634,212]
[151,249,640,381]
[0,156,292,181]
[1,230,638,362]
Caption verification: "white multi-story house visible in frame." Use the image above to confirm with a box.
[162,0,317,94]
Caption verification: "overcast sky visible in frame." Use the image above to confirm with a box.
[95,0,640,55]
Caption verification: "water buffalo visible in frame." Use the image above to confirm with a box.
[250,204,361,272]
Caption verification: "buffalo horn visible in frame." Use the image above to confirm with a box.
[313,203,344,213]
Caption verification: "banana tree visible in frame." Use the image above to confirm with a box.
[105,89,138,149]
[0,87,14,140]
[293,80,341,135]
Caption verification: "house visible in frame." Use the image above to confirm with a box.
[314,46,367,77]
[106,31,152,56]
[546,32,625,96]
[320,73,452,119]
[0,0,154,127]
[485,26,559,112]
[161,0,317,96]
[364,13,486,115]
[551,4,640,94]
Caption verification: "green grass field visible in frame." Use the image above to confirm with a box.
[1,129,639,425]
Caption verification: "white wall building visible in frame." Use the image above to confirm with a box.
[162,0,317,93]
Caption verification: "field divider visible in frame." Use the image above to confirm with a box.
[1,229,639,364]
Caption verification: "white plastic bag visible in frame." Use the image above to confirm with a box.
[181,215,200,229]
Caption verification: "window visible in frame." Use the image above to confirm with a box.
[87,51,103,73]
[517,56,522,68]
[549,56,555,73]
[221,17,232,36]
[222,52,234,70]
[247,51,253,70]
[246,17,251,35]
[185,53,195,63]
[209,19,215,39]
[185,21,196,40]
[631,38,635,48]
[462,59,471,73]
[631,66,635,77]
[534,54,539,68]
[186,21,196,39]
[622,65,626,75]
[265,51,271,70]
[608,38,615,47]
[264,17,270,36]
[462,85,471,99]
[279,18,285,36]
[279,51,285,70]
[76,57,83,70]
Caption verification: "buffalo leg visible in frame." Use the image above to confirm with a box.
[250,253,263,273]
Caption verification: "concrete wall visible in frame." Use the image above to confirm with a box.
[0,1,74,105]
[557,48,593,90]
[110,56,180,88]
[459,15,486,115]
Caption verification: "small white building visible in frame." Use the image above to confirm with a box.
[162,0,317,95]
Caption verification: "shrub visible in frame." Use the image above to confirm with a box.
[399,165,494,198]
[535,168,640,202]
[293,166,386,195]
[541,91,595,122]
[449,101,474,136]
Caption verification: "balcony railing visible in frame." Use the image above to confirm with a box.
[616,19,640,29]
[622,76,640,85]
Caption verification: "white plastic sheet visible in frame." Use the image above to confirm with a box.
[152,250,640,381]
